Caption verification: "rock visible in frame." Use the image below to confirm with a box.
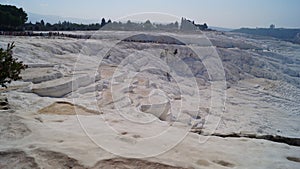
[32,75,95,97]
[0,150,39,169]
[122,34,185,45]
[0,95,9,110]
[21,68,63,84]
[0,114,31,140]
[92,158,188,169]
[140,101,171,121]
[1,31,300,169]
[38,101,100,115]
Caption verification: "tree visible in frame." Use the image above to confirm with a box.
[0,42,27,88]
[0,4,28,31]
[40,19,45,26]
[144,20,153,30]
[203,23,208,30]
[174,21,179,29]
[101,18,106,27]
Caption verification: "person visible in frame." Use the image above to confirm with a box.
[166,72,171,82]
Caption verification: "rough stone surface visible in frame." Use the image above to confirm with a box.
[0,31,299,168]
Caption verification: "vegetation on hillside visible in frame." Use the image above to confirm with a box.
[23,19,181,31]
[0,4,209,32]
[0,4,27,31]
[0,42,27,88]
[232,27,300,44]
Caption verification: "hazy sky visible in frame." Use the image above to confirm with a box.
[1,0,299,28]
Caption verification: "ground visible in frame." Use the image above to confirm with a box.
[0,31,300,168]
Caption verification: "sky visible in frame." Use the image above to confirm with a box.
[1,0,300,28]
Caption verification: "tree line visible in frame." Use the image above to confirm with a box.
[24,18,112,31]
[24,19,180,31]
[0,4,208,32]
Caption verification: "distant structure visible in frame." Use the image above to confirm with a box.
[180,18,208,31]
[270,24,275,29]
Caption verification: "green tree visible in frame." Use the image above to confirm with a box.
[0,4,28,31]
[0,42,27,88]
[40,19,45,26]
[203,23,208,30]
[144,20,153,30]
[101,18,106,27]
[174,21,179,29]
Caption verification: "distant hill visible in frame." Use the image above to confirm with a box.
[209,26,233,32]
[232,28,300,44]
